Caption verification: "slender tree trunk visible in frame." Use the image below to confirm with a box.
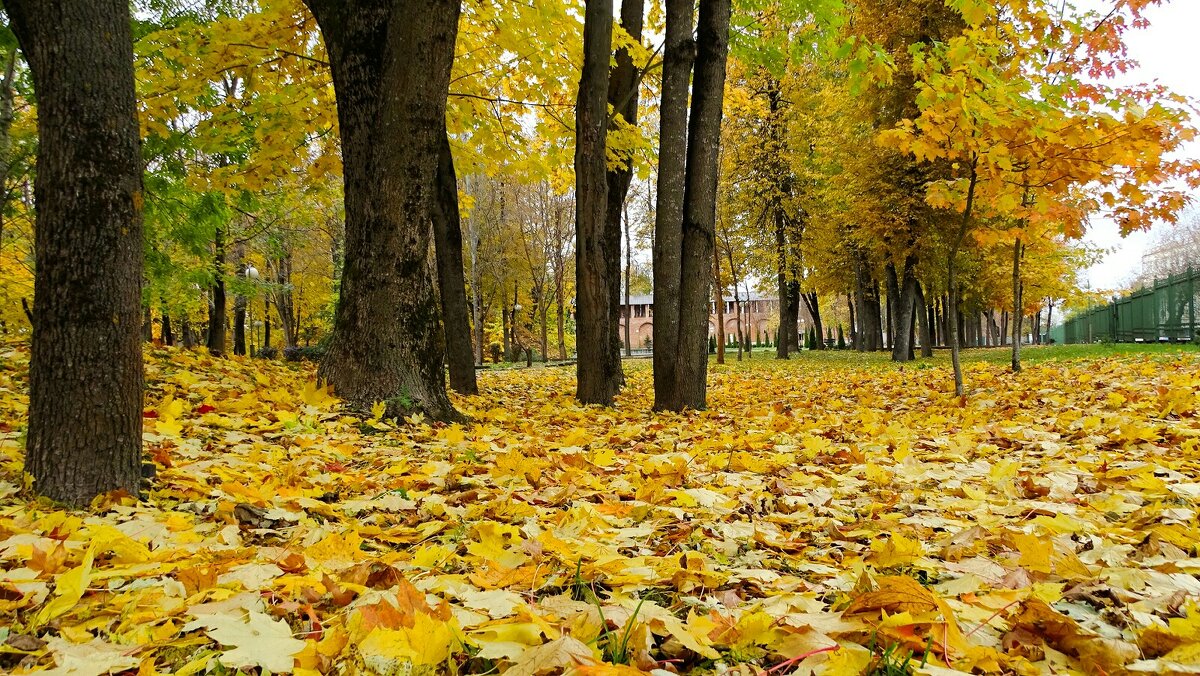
[714,247,725,364]
[728,251,743,361]
[142,306,153,342]
[949,159,979,396]
[1011,237,1024,372]
[304,0,461,420]
[432,128,478,394]
[207,224,227,355]
[10,0,144,506]
[575,0,619,405]
[848,294,857,350]
[775,210,798,359]
[1046,299,1054,341]
[232,244,247,357]
[624,201,632,356]
[162,312,174,346]
[652,0,694,408]
[609,0,644,369]
[915,281,933,358]
[556,263,567,360]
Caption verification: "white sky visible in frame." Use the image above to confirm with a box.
[1079,0,1200,291]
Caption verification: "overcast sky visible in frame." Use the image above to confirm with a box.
[1079,0,1200,291]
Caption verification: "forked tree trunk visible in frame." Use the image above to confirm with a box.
[661,0,731,410]
[432,128,478,395]
[802,291,824,351]
[304,0,461,420]
[652,0,694,408]
[9,0,144,506]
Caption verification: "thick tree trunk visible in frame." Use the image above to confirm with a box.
[888,259,919,361]
[10,0,144,506]
[305,0,461,420]
[1011,237,1024,372]
[575,0,619,405]
[609,0,644,368]
[652,0,694,408]
[207,224,227,355]
[432,128,478,395]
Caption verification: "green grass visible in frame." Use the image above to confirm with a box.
[701,341,1200,371]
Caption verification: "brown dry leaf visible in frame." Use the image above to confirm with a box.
[844,575,939,615]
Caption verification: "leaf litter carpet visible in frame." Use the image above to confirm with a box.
[2,346,1200,675]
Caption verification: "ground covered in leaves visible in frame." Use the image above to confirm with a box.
[2,345,1200,675]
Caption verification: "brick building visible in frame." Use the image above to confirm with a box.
[618,291,783,349]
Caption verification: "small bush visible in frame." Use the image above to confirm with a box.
[283,345,327,362]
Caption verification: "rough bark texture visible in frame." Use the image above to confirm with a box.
[652,0,694,409]
[664,0,731,410]
[10,0,145,507]
[774,209,796,359]
[915,281,933,357]
[802,291,823,351]
[432,129,478,395]
[575,0,618,405]
[305,0,461,420]
[888,259,919,362]
[1011,237,1024,372]
[207,224,227,355]
[949,160,979,396]
[607,0,644,371]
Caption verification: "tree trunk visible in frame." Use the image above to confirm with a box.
[207,224,227,355]
[162,312,174,346]
[609,0,644,367]
[232,244,247,357]
[1046,299,1054,341]
[1011,237,1024,372]
[652,0,694,408]
[432,128,478,394]
[304,0,461,420]
[668,0,731,409]
[915,281,933,358]
[624,200,632,356]
[728,249,743,361]
[888,259,918,362]
[575,0,619,405]
[714,247,725,364]
[775,209,797,359]
[142,306,153,342]
[802,291,824,351]
[949,159,979,396]
[848,294,857,350]
[10,0,144,506]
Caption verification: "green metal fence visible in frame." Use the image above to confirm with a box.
[1051,267,1199,344]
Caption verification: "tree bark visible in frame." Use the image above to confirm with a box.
[432,128,478,394]
[304,0,461,420]
[888,259,919,361]
[714,247,725,364]
[652,0,694,408]
[10,0,144,506]
[915,281,933,357]
[666,0,731,410]
[949,158,979,396]
[775,209,797,359]
[1011,236,1024,372]
[575,0,619,405]
[608,0,644,370]
[207,224,227,355]
[162,312,174,346]
[802,291,824,351]
[623,200,632,356]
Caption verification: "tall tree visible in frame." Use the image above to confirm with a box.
[607,0,645,368]
[7,0,144,506]
[575,0,618,405]
[651,0,694,408]
[655,0,732,410]
[433,130,478,395]
[301,0,462,420]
